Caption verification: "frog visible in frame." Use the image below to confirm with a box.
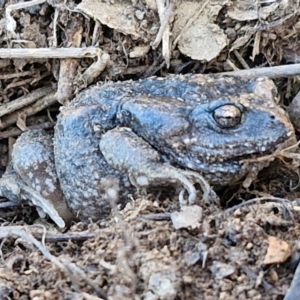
[0,74,295,227]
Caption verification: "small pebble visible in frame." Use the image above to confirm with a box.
[269,269,279,282]
[135,10,145,20]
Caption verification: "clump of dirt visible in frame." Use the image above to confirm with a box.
[0,0,300,299]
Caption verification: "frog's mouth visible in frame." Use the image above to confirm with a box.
[232,131,296,164]
[211,127,294,163]
[223,131,297,171]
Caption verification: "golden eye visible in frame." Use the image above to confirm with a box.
[213,105,242,129]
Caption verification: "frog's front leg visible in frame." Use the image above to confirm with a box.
[100,127,219,205]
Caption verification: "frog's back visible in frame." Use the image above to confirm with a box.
[70,74,275,108]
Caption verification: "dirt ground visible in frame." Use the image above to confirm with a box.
[0,0,300,299]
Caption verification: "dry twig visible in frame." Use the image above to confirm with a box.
[219,63,300,78]
[139,212,171,221]
[0,85,53,118]
[0,47,103,59]
[6,0,46,35]
[224,196,294,220]
[256,9,300,31]
[0,92,57,131]
[0,70,38,80]
[32,230,98,243]
[0,121,54,140]
[152,0,174,67]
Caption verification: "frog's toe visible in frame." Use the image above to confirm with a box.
[0,168,66,227]
[157,167,219,205]
[130,164,219,206]
[180,170,220,205]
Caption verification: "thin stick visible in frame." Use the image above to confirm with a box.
[0,47,103,59]
[52,8,59,48]
[92,20,101,46]
[224,197,294,219]
[139,212,171,221]
[0,121,54,139]
[152,0,174,50]
[6,0,46,35]
[233,50,250,70]
[0,70,37,80]
[256,9,300,31]
[6,0,45,11]
[0,93,57,130]
[33,230,98,242]
[218,63,300,78]
[5,78,33,91]
[0,85,53,117]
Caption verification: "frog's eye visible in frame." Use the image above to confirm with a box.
[213,104,242,129]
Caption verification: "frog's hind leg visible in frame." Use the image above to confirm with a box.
[0,129,74,227]
[54,105,133,222]
[100,127,219,205]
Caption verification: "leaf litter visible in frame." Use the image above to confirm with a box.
[0,0,299,299]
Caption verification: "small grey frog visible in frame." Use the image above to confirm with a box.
[0,74,295,227]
